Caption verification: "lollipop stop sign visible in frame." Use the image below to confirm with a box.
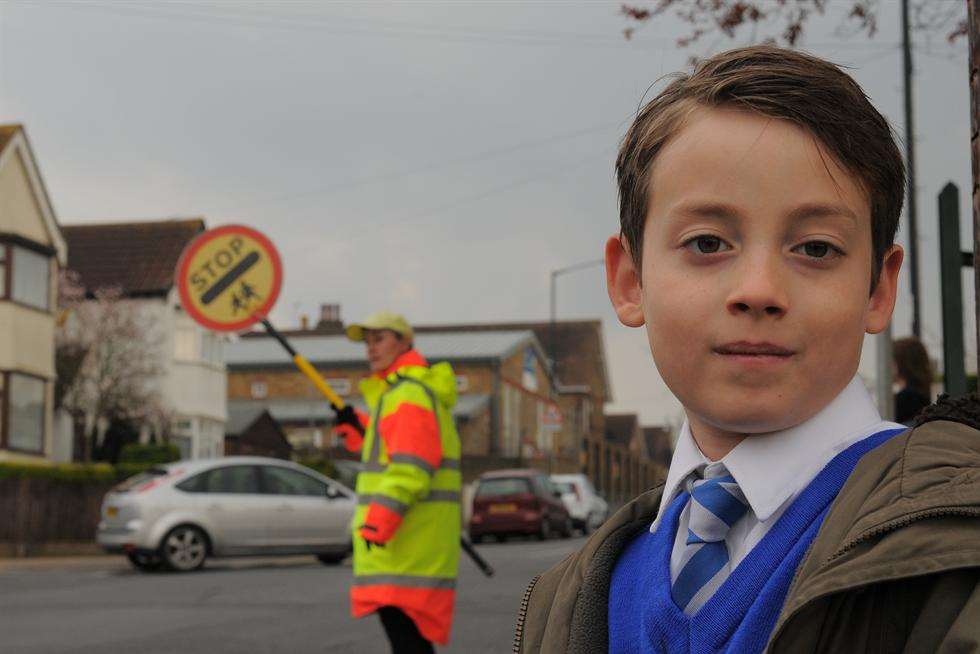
[175,224,346,410]
[177,225,283,332]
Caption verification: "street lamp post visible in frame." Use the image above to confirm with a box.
[548,258,605,472]
[549,258,605,373]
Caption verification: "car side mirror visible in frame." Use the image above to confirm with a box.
[552,490,563,499]
[325,486,341,500]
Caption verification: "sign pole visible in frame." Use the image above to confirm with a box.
[259,318,347,411]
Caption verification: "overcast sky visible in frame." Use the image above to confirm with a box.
[1,1,972,427]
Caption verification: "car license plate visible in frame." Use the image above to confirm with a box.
[489,503,517,514]
[106,506,119,518]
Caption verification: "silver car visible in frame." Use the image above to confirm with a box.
[550,473,609,534]
[96,456,356,572]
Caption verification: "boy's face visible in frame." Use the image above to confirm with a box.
[607,107,902,438]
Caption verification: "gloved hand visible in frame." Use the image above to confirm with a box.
[334,405,363,431]
[333,406,368,453]
[359,524,386,550]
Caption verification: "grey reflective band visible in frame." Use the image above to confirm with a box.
[368,395,386,465]
[358,494,409,515]
[358,490,460,506]
[364,457,460,474]
[425,489,461,502]
[390,453,435,475]
[352,575,456,590]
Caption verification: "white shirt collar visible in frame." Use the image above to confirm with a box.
[652,375,899,531]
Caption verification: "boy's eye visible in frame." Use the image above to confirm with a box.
[685,235,729,255]
[794,241,841,259]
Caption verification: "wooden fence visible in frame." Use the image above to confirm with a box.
[0,477,112,556]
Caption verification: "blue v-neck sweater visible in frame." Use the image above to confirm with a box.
[608,427,905,654]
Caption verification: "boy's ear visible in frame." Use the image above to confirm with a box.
[865,244,904,334]
[605,235,645,328]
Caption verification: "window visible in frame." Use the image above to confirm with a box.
[326,378,351,395]
[455,375,469,392]
[250,381,268,399]
[10,245,50,310]
[196,465,260,494]
[7,373,45,453]
[476,478,531,497]
[552,481,575,495]
[176,471,206,493]
[261,466,327,496]
[0,247,5,297]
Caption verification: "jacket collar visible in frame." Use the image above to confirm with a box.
[376,349,428,380]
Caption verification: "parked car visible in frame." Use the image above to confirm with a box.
[469,469,572,542]
[550,473,609,534]
[96,456,356,572]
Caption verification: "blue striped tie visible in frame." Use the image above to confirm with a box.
[671,467,748,614]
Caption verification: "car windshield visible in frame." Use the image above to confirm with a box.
[112,467,169,493]
[476,478,531,497]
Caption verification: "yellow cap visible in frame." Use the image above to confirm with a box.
[345,310,414,342]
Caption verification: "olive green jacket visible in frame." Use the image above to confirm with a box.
[515,399,980,653]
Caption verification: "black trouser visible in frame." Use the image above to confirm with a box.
[378,606,435,654]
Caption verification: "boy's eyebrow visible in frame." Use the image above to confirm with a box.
[672,201,859,225]
[673,202,742,220]
[786,202,859,224]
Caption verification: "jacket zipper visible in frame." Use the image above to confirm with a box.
[768,506,980,650]
[513,573,542,653]
[826,506,980,563]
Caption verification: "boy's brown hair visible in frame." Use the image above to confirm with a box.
[616,45,905,289]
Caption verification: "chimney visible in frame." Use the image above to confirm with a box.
[316,303,344,335]
[300,314,309,330]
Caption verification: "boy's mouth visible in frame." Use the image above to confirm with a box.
[713,341,796,357]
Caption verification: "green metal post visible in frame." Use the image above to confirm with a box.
[939,183,968,396]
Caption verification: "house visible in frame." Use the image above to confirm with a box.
[61,218,227,460]
[224,407,292,460]
[226,308,562,480]
[0,125,68,462]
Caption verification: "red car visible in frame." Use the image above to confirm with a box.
[469,469,573,542]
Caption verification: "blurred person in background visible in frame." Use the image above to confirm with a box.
[893,337,933,425]
[333,311,461,654]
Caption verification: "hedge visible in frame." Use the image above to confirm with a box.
[119,443,181,465]
[0,461,158,483]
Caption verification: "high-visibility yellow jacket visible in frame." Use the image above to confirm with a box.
[350,349,462,645]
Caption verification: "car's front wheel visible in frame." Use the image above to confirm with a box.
[160,525,208,572]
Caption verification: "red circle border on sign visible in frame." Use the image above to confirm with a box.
[176,224,283,333]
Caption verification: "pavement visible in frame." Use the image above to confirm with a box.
[0,535,586,653]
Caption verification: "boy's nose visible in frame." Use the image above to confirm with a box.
[725,255,789,318]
